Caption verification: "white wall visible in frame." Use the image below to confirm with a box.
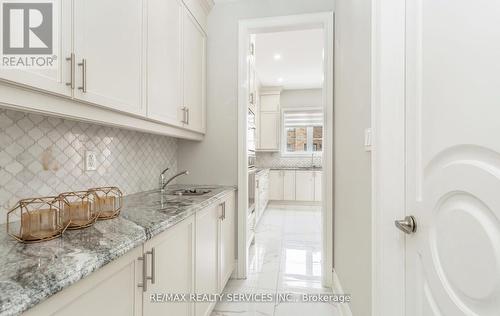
[177,0,335,185]
[280,88,322,108]
[334,0,372,315]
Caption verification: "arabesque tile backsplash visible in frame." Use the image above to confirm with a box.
[256,152,322,169]
[0,108,178,224]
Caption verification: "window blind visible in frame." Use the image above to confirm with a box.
[283,110,323,127]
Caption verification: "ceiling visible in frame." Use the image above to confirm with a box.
[255,29,324,90]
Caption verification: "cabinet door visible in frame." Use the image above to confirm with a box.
[25,247,143,316]
[259,112,280,151]
[183,8,206,133]
[73,0,145,116]
[195,204,219,316]
[0,0,72,96]
[260,94,280,112]
[283,170,296,201]
[219,192,235,290]
[269,170,284,200]
[147,0,183,126]
[143,216,195,316]
[314,171,322,202]
[295,171,314,201]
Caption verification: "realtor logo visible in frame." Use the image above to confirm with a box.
[1,1,56,68]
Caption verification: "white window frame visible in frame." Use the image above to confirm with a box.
[281,107,324,157]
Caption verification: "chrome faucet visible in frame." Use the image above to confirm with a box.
[159,167,170,189]
[161,170,190,191]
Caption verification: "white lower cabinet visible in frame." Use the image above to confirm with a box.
[143,216,195,316]
[25,247,143,316]
[283,170,296,201]
[268,170,321,202]
[25,192,236,316]
[268,170,284,200]
[195,204,219,316]
[255,170,269,223]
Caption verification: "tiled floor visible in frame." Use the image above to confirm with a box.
[211,203,341,316]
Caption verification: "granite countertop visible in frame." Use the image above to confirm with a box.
[0,184,235,316]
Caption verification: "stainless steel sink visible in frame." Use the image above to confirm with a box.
[169,188,212,196]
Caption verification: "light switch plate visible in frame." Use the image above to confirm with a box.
[364,128,372,152]
[85,151,97,171]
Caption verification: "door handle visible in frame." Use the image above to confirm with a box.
[65,53,75,89]
[395,215,417,234]
[137,253,148,292]
[78,58,87,93]
[186,107,190,125]
[146,248,156,284]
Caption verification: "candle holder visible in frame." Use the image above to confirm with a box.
[89,187,123,220]
[7,196,69,243]
[59,191,99,229]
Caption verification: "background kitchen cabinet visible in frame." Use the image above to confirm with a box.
[146,0,183,126]
[0,0,72,96]
[195,204,219,316]
[143,216,195,316]
[268,170,284,200]
[258,112,280,151]
[260,94,280,112]
[314,171,322,202]
[73,0,145,116]
[255,170,269,223]
[219,191,236,291]
[283,170,296,200]
[182,8,206,133]
[295,171,315,201]
[24,247,143,316]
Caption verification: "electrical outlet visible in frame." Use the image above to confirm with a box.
[85,151,97,171]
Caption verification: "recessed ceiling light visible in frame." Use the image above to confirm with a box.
[273,54,282,60]
[277,77,283,82]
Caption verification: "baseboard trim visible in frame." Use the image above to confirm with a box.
[332,269,353,316]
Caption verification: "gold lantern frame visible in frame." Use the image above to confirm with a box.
[89,187,123,220]
[7,196,69,243]
[59,190,100,229]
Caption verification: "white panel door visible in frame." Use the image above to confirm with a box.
[146,0,183,126]
[143,216,194,316]
[195,204,218,316]
[405,1,500,315]
[295,171,314,201]
[73,0,145,116]
[268,170,284,200]
[283,170,296,201]
[314,171,322,202]
[0,0,72,96]
[259,112,279,151]
[182,8,206,133]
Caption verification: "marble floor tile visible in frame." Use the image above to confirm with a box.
[212,203,342,316]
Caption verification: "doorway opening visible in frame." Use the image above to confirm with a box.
[235,13,334,296]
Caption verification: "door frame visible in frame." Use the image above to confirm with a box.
[237,12,334,287]
[371,0,406,315]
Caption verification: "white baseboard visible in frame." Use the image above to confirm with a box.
[332,269,353,316]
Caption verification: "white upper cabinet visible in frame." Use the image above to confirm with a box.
[73,0,146,116]
[182,9,206,133]
[260,94,280,112]
[259,112,280,151]
[0,0,72,96]
[146,0,184,126]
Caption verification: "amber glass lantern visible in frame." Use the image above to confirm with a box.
[59,191,99,229]
[89,187,123,220]
[7,196,69,243]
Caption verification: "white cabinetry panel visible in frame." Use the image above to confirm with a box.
[295,171,315,201]
[283,170,296,201]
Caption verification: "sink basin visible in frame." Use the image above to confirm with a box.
[169,188,211,196]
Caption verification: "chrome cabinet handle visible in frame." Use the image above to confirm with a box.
[186,107,190,125]
[395,215,417,234]
[78,58,87,93]
[181,107,187,124]
[146,248,156,284]
[65,53,75,89]
[137,254,148,292]
[222,202,226,220]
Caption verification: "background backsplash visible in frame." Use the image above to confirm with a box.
[256,152,322,169]
[0,108,178,224]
